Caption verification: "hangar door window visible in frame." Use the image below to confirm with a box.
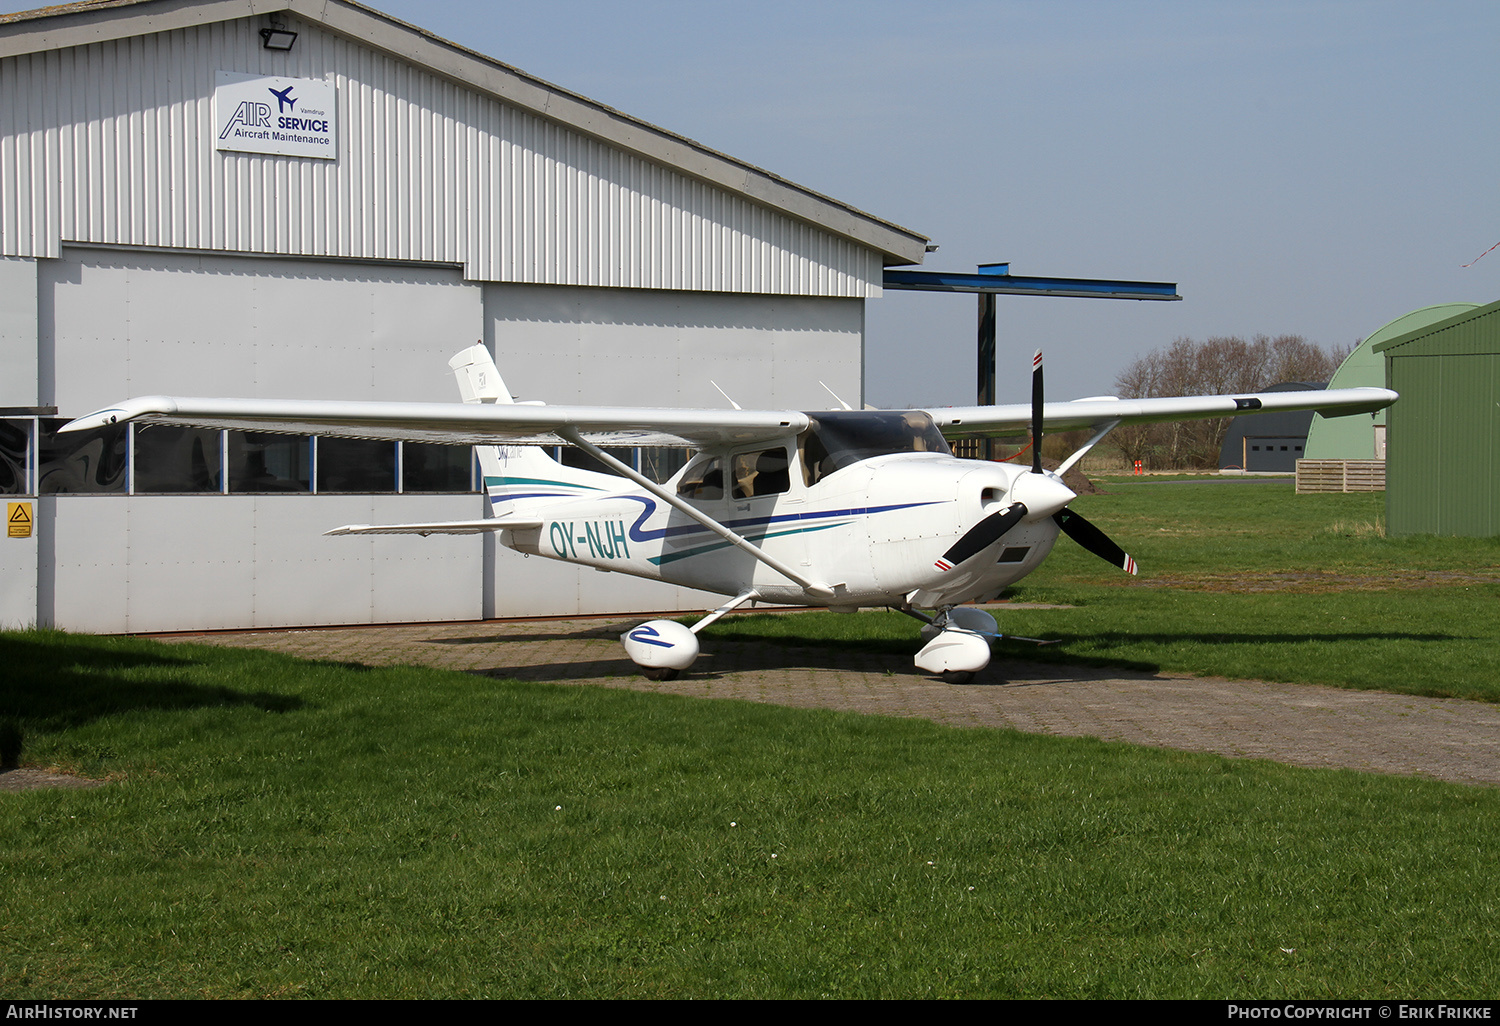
[640,447,690,484]
[317,437,395,494]
[38,419,128,494]
[134,426,223,493]
[559,445,639,479]
[1,417,570,496]
[402,443,475,492]
[229,433,312,493]
[0,420,30,494]
[550,445,690,485]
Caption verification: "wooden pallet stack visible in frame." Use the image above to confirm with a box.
[1295,460,1386,493]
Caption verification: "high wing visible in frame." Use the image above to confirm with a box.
[62,386,1396,448]
[60,396,810,449]
[924,387,1397,437]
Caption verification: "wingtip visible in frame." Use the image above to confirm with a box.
[59,397,179,433]
[58,409,127,433]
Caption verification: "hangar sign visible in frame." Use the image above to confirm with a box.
[214,72,337,159]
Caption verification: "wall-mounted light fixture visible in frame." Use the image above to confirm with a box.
[260,21,297,50]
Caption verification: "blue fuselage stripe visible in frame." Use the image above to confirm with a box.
[488,484,946,552]
[618,495,943,544]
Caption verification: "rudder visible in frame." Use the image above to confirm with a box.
[449,344,617,516]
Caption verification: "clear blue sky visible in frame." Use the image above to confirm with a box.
[380,1,1498,406]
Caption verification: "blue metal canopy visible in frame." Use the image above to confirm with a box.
[888,262,1182,449]
[883,266,1180,301]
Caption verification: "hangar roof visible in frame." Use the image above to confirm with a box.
[0,0,929,267]
[1371,298,1500,357]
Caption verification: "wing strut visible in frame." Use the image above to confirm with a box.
[1054,418,1121,477]
[690,589,760,634]
[557,428,839,599]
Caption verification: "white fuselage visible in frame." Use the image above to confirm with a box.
[497,451,1060,610]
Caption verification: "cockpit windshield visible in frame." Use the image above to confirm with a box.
[799,410,951,486]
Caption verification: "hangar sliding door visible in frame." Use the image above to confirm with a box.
[38,247,487,633]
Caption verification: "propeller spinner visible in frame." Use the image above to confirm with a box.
[938,349,1139,576]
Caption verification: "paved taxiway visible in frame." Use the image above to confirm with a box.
[156,615,1500,788]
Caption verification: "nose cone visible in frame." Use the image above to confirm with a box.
[1010,471,1076,521]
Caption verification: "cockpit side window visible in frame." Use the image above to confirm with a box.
[799,411,951,486]
[731,447,791,499]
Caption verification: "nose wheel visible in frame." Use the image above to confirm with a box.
[913,606,997,683]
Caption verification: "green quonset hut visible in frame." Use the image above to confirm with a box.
[1373,299,1500,537]
[1305,303,1480,460]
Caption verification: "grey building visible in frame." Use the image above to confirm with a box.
[0,0,928,631]
[1219,382,1324,472]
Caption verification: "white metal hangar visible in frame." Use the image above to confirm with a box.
[0,0,929,633]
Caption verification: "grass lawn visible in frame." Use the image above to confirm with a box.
[4,630,1500,999]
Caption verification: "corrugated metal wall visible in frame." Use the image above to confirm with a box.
[0,13,882,296]
[1381,302,1500,537]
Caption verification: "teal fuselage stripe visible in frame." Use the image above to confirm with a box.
[485,476,605,491]
[649,521,846,566]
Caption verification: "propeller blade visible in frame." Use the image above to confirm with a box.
[1031,349,1044,475]
[1053,507,1138,575]
[936,502,1027,571]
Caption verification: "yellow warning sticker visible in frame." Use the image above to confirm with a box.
[8,502,33,539]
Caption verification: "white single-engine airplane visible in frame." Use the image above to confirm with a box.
[65,346,1395,683]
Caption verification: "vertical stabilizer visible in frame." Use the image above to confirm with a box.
[449,344,513,405]
[449,344,616,516]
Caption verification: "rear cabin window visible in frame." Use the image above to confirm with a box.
[677,457,725,500]
[678,447,792,501]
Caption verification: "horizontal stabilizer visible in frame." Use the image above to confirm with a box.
[325,518,542,537]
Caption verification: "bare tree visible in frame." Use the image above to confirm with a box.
[1112,334,1349,469]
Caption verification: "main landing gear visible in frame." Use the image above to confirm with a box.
[620,596,1006,686]
[621,590,759,680]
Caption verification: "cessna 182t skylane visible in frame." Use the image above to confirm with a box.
[64,345,1396,683]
